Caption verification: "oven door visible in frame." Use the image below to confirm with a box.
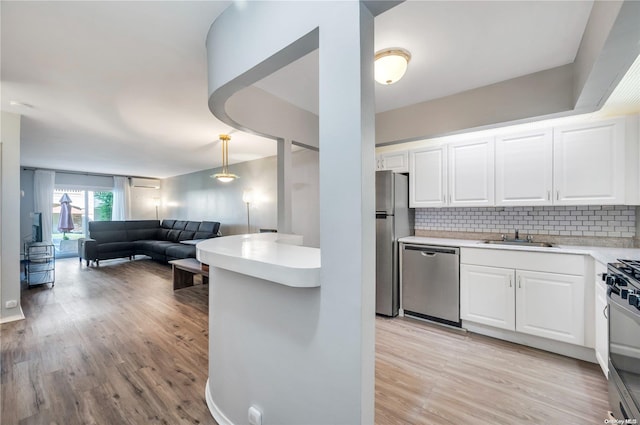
[608,290,640,421]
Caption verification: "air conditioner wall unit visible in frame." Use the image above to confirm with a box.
[130,178,160,189]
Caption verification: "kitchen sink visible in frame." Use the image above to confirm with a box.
[482,240,554,248]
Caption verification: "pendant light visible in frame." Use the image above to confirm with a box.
[211,134,239,183]
[374,48,411,85]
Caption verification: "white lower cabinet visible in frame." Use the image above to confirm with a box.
[461,264,515,331]
[594,261,608,377]
[515,270,584,345]
[461,251,586,347]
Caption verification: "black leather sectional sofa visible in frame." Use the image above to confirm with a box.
[78,219,220,266]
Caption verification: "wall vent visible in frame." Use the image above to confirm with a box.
[130,178,160,189]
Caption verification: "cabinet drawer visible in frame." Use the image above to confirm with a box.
[461,247,584,275]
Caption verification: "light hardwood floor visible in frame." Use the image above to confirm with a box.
[1,258,608,424]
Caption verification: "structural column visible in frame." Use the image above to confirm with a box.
[277,138,292,234]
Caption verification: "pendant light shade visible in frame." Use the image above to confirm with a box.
[374,49,411,85]
[211,134,239,183]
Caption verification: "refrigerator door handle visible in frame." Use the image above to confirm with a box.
[420,252,437,257]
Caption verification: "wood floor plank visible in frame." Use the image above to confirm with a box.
[1,258,609,424]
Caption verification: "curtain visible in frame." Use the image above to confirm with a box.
[33,170,55,243]
[112,176,130,221]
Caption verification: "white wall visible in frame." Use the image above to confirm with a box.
[161,149,320,247]
[130,186,160,220]
[1,112,24,323]
[162,156,278,236]
[205,2,377,424]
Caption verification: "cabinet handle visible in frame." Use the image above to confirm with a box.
[518,276,521,289]
[603,304,609,319]
[509,276,512,288]
[547,190,551,201]
[381,159,385,169]
[556,190,559,201]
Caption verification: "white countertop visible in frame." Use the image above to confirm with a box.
[196,233,321,288]
[399,236,640,265]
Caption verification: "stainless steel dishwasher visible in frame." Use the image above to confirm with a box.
[401,244,460,327]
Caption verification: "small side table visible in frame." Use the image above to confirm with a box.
[169,258,209,290]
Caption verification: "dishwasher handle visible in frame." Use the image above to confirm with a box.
[403,244,459,255]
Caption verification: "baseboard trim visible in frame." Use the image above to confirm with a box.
[205,379,235,425]
[463,321,597,363]
[0,306,25,324]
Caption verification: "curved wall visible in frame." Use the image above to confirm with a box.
[203,2,396,424]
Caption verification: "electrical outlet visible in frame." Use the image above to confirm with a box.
[5,300,17,309]
[248,406,262,425]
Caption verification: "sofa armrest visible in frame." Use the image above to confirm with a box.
[78,238,98,264]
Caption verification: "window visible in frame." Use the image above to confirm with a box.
[51,189,113,257]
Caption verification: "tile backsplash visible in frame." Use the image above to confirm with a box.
[414,205,636,238]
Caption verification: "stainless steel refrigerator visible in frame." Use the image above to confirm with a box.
[376,170,412,317]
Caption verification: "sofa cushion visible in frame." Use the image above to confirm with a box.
[199,221,220,234]
[124,220,160,230]
[167,229,182,242]
[157,228,170,241]
[194,231,213,240]
[172,220,188,230]
[96,242,134,254]
[185,221,200,232]
[161,219,175,229]
[166,244,196,259]
[89,221,127,243]
[127,228,159,241]
[146,241,176,254]
[178,231,195,241]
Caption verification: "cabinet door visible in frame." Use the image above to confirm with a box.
[448,139,494,207]
[594,263,608,377]
[379,151,409,173]
[461,264,515,331]
[410,146,447,208]
[495,130,553,206]
[553,118,625,205]
[516,270,584,345]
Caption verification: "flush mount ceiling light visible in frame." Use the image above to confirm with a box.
[374,48,411,85]
[211,134,239,183]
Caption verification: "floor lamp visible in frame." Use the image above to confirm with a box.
[242,189,253,233]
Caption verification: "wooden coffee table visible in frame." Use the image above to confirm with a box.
[169,258,209,290]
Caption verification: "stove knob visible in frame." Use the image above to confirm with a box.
[629,294,640,308]
[619,278,628,287]
[606,275,616,286]
[622,289,629,299]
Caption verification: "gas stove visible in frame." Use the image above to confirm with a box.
[606,259,640,422]
[606,260,640,311]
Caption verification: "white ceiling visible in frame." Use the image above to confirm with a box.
[0,0,617,179]
[255,1,594,115]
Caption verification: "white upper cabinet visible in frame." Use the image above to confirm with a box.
[495,129,553,206]
[407,115,634,208]
[553,118,625,205]
[409,146,447,208]
[377,151,409,173]
[448,138,494,207]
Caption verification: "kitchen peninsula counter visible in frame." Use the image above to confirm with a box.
[197,233,320,287]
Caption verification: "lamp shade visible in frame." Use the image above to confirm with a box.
[211,134,239,183]
[374,49,411,85]
[242,189,254,204]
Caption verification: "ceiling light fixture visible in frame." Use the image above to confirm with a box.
[374,48,411,85]
[211,134,239,183]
